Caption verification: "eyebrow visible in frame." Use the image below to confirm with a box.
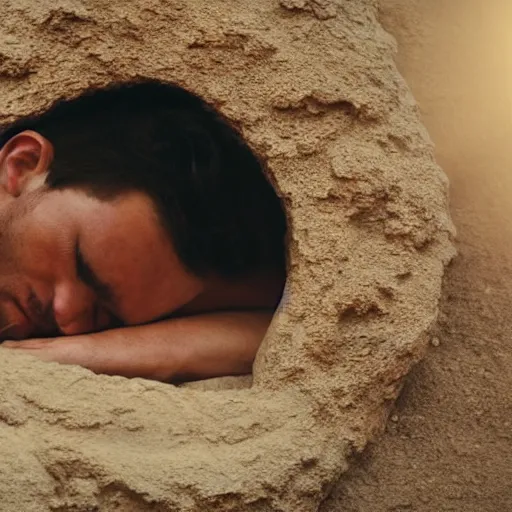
[74,240,118,313]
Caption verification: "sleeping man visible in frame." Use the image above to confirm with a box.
[0,82,286,382]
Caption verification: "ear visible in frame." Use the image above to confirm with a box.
[0,130,54,197]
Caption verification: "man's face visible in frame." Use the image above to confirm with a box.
[0,132,204,340]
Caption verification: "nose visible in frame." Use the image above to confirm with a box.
[53,280,97,336]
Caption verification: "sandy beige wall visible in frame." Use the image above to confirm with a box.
[380,0,512,211]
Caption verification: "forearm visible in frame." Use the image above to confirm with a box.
[163,310,272,382]
[2,310,273,382]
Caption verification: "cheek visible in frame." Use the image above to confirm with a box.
[101,242,203,324]
[105,247,159,296]
[88,238,176,322]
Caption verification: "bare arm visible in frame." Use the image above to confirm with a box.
[1,311,273,382]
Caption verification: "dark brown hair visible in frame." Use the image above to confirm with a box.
[0,81,286,278]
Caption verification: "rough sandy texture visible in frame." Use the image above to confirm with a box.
[0,1,454,510]
[322,1,512,511]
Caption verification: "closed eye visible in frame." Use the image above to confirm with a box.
[74,240,117,308]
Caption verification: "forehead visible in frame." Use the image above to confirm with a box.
[79,191,168,249]
[38,187,162,228]
[14,186,170,262]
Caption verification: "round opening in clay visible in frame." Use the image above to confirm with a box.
[0,80,287,386]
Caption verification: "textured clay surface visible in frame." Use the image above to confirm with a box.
[0,1,454,510]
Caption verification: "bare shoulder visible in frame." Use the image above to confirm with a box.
[178,269,285,316]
